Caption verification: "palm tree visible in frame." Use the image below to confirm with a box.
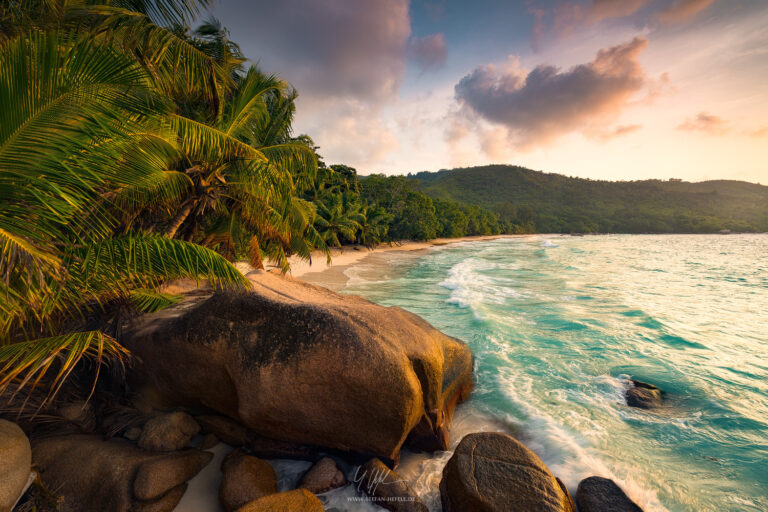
[160,66,325,268]
[314,193,365,248]
[0,25,247,404]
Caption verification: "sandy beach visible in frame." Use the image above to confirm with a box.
[274,235,530,290]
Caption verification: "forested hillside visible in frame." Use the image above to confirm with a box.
[412,165,768,233]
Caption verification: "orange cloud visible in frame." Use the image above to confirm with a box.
[656,0,715,24]
[677,112,729,135]
[598,124,643,140]
[409,33,447,72]
[455,38,649,148]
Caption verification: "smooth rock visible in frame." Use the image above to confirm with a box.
[219,450,277,512]
[235,489,324,512]
[32,434,211,511]
[626,380,663,409]
[299,457,346,494]
[196,415,248,447]
[138,411,200,451]
[356,458,427,512]
[56,400,97,432]
[577,476,643,512]
[439,432,576,512]
[123,272,474,461]
[0,419,32,512]
[134,450,213,501]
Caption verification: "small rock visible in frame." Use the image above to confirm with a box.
[0,419,32,512]
[626,380,663,409]
[138,412,200,451]
[124,427,142,441]
[576,476,643,512]
[440,432,576,512]
[235,489,324,512]
[219,450,277,512]
[196,415,248,447]
[56,400,97,432]
[299,457,346,494]
[200,433,219,450]
[32,434,211,511]
[356,458,427,512]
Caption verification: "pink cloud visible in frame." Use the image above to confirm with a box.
[677,112,729,135]
[455,38,650,148]
[656,0,715,24]
[409,33,447,72]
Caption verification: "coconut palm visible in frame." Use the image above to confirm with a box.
[0,27,248,405]
[314,193,365,248]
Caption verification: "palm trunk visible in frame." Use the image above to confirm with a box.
[165,202,194,239]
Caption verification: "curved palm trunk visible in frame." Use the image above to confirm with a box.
[165,201,195,238]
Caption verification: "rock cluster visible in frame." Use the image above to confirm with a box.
[626,380,664,409]
[122,271,474,463]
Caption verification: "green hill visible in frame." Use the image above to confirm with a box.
[410,165,768,234]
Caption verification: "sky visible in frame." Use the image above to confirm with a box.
[207,0,768,183]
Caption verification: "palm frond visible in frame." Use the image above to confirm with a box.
[0,331,129,407]
[128,288,183,313]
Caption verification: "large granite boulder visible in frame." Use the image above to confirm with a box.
[576,476,643,512]
[440,432,576,512]
[0,419,32,512]
[123,272,474,461]
[357,458,428,512]
[32,434,211,512]
[626,380,663,409]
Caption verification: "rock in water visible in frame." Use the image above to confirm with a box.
[32,434,211,511]
[0,419,32,512]
[123,272,474,461]
[576,476,643,512]
[356,458,428,512]
[299,457,346,494]
[440,432,576,512]
[626,380,663,409]
[235,489,324,512]
[138,411,200,451]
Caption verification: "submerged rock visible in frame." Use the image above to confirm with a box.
[123,271,474,461]
[356,458,428,512]
[626,380,663,409]
[138,411,199,451]
[440,432,576,512]
[576,476,643,512]
[32,434,211,512]
[235,489,324,512]
[299,456,346,494]
[219,450,277,512]
[0,419,32,512]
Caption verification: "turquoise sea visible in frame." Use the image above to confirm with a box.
[338,235,768,512]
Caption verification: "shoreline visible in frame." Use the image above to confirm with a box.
[279,234,532,290]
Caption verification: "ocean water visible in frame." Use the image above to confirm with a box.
[338,235,768,512]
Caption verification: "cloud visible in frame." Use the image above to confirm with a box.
[656,0,715,24]
[409,33,447,72]
[676,112,729,134]
[595,124,643,140]
[217,0,411,101]
[748,126,768,138]
[454,37,649,148]
[313,101,399,168]
[529,0,649,49]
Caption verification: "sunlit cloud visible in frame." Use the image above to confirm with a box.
[656,0,715,24]
[410,33,448,72]
[454,37,650,148]
[676,112,729,135]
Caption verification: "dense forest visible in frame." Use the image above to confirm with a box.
[412,165,768,234]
